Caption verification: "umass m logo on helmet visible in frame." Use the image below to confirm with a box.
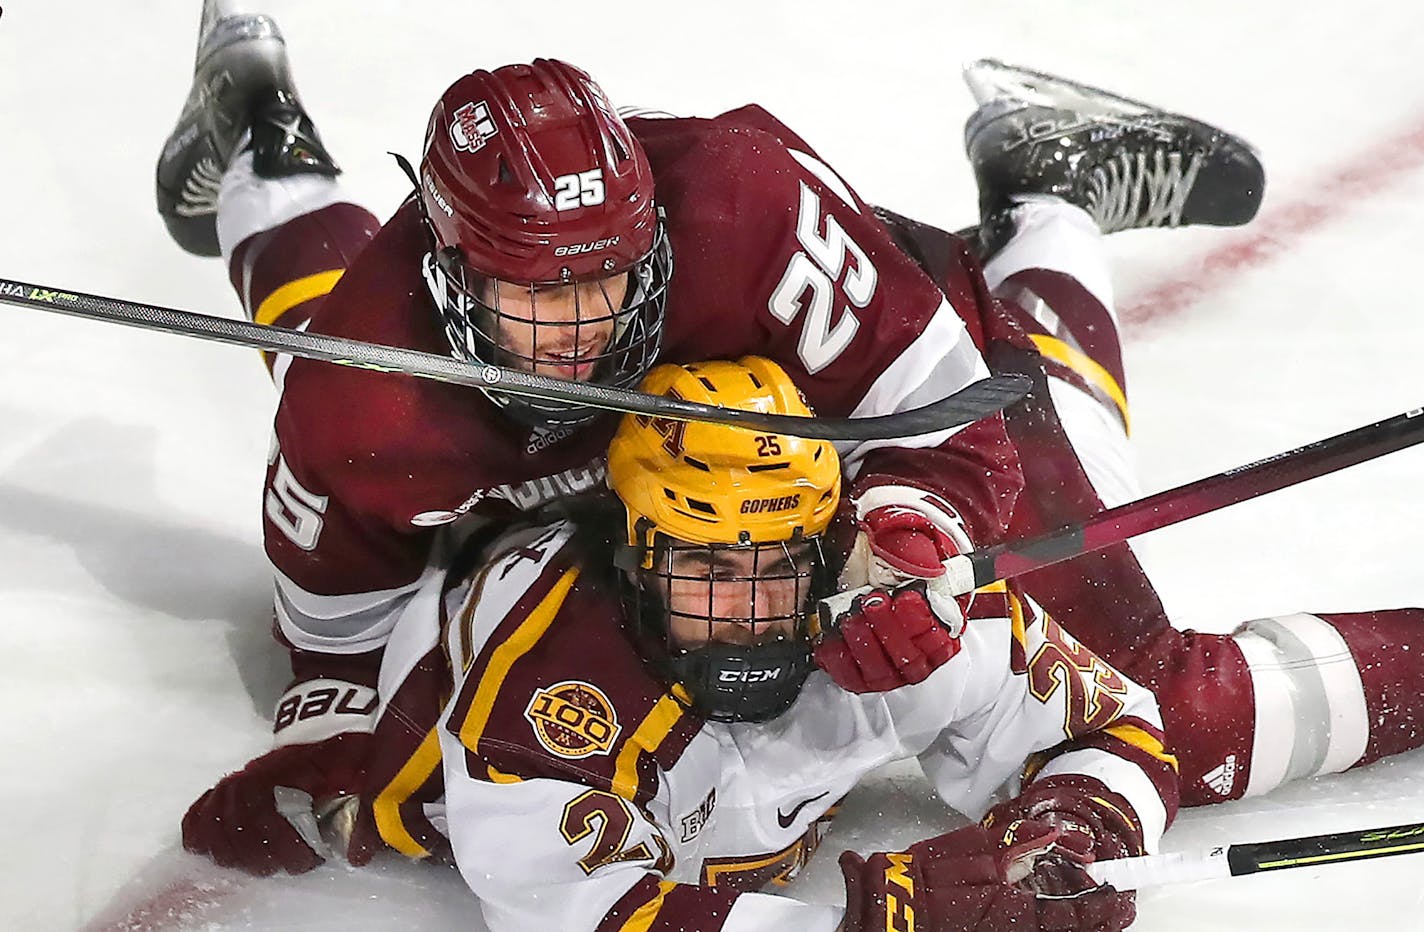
[449,100,499,153]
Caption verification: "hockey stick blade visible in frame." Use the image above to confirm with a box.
[1088,820,1424,891]
[0,277,1029,442]
[821,406,1424,621]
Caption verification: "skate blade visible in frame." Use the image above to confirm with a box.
[962,58,1162,118]
[200,0,258,39]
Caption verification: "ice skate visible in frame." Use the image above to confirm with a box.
[156,1,339,257]
[963,58,1264,254]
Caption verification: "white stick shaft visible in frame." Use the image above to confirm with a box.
[1087,847,1233,891]
[818,554,977,622]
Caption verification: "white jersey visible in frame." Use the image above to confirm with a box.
[370,520,1177,932]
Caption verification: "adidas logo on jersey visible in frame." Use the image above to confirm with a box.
[1202,754,1238,797]
[526,423,576,455]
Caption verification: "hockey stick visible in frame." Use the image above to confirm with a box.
[0,277,1030,442]
[822,406,1424,617]
[1087,820,1424,890]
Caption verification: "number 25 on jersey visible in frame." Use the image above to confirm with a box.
[768,155,878,374]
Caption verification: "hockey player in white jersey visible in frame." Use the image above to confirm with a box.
[369,356,1178,932]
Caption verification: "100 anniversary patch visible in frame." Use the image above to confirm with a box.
[524,680,622,759]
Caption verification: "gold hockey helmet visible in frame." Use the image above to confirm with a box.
[607,357,842,723]
[607,356,842,561]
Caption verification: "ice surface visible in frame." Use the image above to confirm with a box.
[3,1,1424,928]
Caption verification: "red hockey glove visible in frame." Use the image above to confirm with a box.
[820,505,969,693]
[182,731,375,876]
[182,676,381,876]
[814,585,961,692]
[860,503,963,579]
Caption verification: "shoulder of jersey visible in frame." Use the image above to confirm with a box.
[631,104,817,184]
[444,520,704,807]
[275,207,501,489]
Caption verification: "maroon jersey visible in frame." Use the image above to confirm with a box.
[257,105,1021,662]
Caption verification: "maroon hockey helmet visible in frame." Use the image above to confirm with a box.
[418,59,672,424]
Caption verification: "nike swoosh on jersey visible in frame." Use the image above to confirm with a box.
[776,791,829,829]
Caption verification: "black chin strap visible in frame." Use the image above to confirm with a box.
[389,150,420,190]
[390,151,438,241]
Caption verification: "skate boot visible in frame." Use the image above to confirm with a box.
[963,58,1264,255]
[156,2,339,257]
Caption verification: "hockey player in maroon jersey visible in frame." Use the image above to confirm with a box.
[156,5,1049,874]
[157,1,1424,888]
[372,356,1176,932]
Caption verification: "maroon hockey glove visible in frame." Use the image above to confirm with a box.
[182,730,374,876]
[183,672,383,876]
[814,585,961,692]
[981,775,1145,930]
[839,821,1060,932]
[840,777,1141,932]
[818,504,969,693]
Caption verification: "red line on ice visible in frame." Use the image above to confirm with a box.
[1121,111,1424,327]
[80,875,246,931]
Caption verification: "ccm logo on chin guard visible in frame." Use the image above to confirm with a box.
[554,236,620,257]
[719,667,783,684]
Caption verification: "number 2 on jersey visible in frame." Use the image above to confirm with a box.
[561,790,672,875]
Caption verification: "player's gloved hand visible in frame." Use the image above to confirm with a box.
[980,775,1143,930]
[839,776,1141,932]
[814,585,961,692]
[855,503,963,582]
[183,676,383,876]
[182,731,376,876]
[819,504,969,693]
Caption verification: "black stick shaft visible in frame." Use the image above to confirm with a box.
[0,276,1030,442]
[820,405,1424,621]
[1228,820,1424,876]
[1090,821,1424,890]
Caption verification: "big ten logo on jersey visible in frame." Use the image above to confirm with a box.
[768,150,878,374]
[679,787,717,843]
[525,680,622,759]
[274,681,379,735]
